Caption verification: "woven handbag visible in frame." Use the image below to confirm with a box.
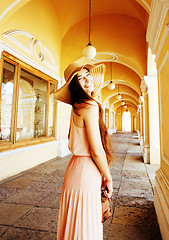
[101,189,111,223]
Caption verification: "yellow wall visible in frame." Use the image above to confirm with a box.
[147,2,169,238]
[0,0,61,74]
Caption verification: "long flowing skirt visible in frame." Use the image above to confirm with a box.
[57,155,103,240]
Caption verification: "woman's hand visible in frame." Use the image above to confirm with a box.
[104,179,113,198]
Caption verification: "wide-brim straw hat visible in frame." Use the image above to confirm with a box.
[54,62,106,104]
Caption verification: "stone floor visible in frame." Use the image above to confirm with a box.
[0,132,162,240]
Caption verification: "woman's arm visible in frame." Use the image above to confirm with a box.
[81,102,113,197]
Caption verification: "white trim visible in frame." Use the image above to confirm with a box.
[0,0,21,21]
[152,3,169,52]
[103,92,139,104]
[0,140,57,159]
[136,0,151,12]
[0,40,61,82]
[155,24,169,62]
[43,46,58,72]
[147,0,169,53]
[2,29,59,73]
[78,53,144,79]
[158,50,169,166]
[102,80,140,95]
[3,30,33,55]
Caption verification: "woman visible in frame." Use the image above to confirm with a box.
[55,62,113,240]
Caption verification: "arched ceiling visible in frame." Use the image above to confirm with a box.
[0,0,151,115]
[50,0,150,37]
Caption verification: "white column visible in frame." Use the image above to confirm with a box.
[144,76,160,165]
[139,97,144,148]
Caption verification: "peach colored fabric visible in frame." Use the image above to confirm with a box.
[68,115,91,156]
[57,112,103,240]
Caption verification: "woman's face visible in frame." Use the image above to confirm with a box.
[77,68,94,95]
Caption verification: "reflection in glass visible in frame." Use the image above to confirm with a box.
[48,83,55,136]
[0,61,15,141]
[16,69,48,140]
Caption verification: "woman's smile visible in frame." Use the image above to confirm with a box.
[77,68,94,95]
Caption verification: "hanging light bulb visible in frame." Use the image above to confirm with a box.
[108,81,115,90]
[108,62,115,90]
[121,100,125,105]
[83,0,96,60]
[83,43,96,60]
[124,105,127,108]
[116,93,121,100]
[116,84,121,100]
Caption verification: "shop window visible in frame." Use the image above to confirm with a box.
[0,61,15,141]
[0,52,57,150]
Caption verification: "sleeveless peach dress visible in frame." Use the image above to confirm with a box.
[57,109,103,240]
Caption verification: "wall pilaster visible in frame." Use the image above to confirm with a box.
[144,76,160,165]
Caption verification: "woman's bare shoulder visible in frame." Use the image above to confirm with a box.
[78,102,99,123]
[77,100,98,113]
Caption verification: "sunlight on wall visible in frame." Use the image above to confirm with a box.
[122,110,131,132]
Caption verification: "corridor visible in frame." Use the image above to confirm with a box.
[0,132,162,240]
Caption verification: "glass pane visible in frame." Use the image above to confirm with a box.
[0,61,15,141]
[16,69,48,141]
[48,83,55,136]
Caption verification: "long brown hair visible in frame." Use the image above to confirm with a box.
[69,73,112,165]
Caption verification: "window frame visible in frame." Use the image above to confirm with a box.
[0,51,58,151]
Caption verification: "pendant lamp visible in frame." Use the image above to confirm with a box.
[83,0,96,60]
[121,100,125,105]
[116,84,121,100]
[108,62,115,90]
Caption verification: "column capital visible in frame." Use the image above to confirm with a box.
[140,79,148,94]
[139,96,144,103]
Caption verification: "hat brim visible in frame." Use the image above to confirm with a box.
[54,63,105,104]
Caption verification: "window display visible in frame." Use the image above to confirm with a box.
[0,52,57,150]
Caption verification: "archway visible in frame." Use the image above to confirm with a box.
[122,110,131,132]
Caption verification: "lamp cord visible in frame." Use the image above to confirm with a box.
[89,0,91,44]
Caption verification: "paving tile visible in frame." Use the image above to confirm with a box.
[0,187,19,202]
[1,227,56,240]
[0,225,9,237]
[26,179,56,193]
[0,202,32,225]
[118,180,153,198]
[1,175,35,190]
[116,196,154,208]
[112,205,153,226]
[14,207,58,232]
[103,216,112,240]
[112,180,121,190]
[36,192,60,209]
[122,164,146,171]
[122,169,147,180]
[0,132,162,239]
[5,189,49,205]
[108,223,146,240]
[29,164,59,175]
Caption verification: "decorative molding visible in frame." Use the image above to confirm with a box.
[139,96,144,103]
[147,0,169,53]
[2,29,58,73]
[0,0,21,21]
[155,23,169,62]
[158,50,169,166]
[0,40,60,81]
[93,52,118,62]
[140,78,148,93]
